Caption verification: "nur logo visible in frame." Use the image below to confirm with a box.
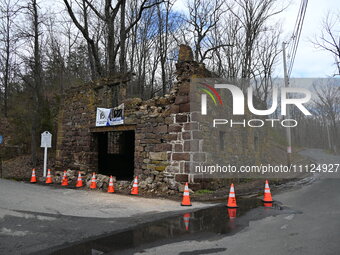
[199,83,312,116]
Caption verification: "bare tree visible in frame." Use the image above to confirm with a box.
[252,27,281,103]
[229,0,284,79]
[186,0,230,63]
[18,0,44,166]
[156,1,173,94]
[313,79,340,153]
[63,0,103,78]
[0,0,20,117]
[313,12,340,76]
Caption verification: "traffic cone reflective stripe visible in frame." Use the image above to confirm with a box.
[76,172,83,187]
[227,183,238,208]
[45,169,53,184]
[61,171,68,186]
[90,172,97,189]
[181,182,192,206]
[131,176,139,195]
[183,213,190,231]
[262,180,273,203]
[107,176,115,193]
[30,169,37,183]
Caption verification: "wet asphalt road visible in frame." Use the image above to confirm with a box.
[0,149,339,255]
[0,178,212,254]
[131,149,340,255]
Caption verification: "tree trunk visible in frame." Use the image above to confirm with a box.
[119,0,126,73]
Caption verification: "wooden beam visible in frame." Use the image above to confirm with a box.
[89,125,136,133]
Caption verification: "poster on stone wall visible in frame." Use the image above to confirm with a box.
[95,104,124,127]
[109,103,124,125]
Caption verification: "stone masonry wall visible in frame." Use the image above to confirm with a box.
[56,45,267,193]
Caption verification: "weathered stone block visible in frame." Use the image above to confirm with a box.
[145,133,156,139]
[184,140,200,152]
[149,152,168,161]
[164,133,178,141]
[193,153,206,162]
[179,103,190,113]
[175,114,187,123]
[175,96,189,105]
[178,83,190,96]
[184,122,199,131]
[182,131,191,140]
[168,125,182,132]
[164,117,174,124]
[175,174,188,182]
[191,112,202,121]
[174,143,183,152]
[178,44,193,62]
[154,125,167,133]
[172,153,190,161]
[154,143,172,152]
[155,165,167,171]
[170,105,179,114]
[192,130,203,139]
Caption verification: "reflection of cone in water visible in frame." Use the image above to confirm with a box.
[76,172,83,187]
[90,172,97,189]
[181,182,192,206]
[228,208,237,230]
[45,169,53,184]
[262,180,273,203]
[30,169,37,183]
[131,176,139,195]
[107,176,115,193]
[228,208,237,220]
[226,183,238,208]
[61,171,68,186]
[183,213,190,231]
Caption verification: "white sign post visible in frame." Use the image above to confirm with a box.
[41,131,52,177]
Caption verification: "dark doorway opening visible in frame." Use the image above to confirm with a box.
[97,130,135,180]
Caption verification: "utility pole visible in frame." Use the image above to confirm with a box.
[282,42,292,165]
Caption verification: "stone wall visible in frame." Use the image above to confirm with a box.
[56,45,267,193]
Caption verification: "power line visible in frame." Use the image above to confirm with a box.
[286,0,304,66]
[286,0,308,77]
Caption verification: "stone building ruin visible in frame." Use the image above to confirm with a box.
[55,45,268,192]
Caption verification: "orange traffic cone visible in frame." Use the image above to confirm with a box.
[45,169,53,184]
[107,176,115,193]
[131,176,139,195]
[30,168,37,183]
[75,172,83,187]
[181,182,192,206]
[264,202,273,208]
[61,171,68,186]
[262,180,273,203]
[226,183,238,208]
[90,172,97,189]
[183,213,190,231]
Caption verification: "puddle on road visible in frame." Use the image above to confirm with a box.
[48,199,297,255]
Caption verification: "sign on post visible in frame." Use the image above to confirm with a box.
[41,131,52,177]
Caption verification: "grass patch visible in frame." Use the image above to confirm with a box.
[196,189,214,195]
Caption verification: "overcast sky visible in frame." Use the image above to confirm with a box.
[173,0,340,78]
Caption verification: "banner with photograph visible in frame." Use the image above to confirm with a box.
[95,104,124,127]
